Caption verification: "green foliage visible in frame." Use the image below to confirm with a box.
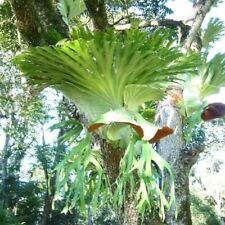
[14,29,198,122]
[0,179,43,225]
[50,119,83,145]
[54,134,106,214]
[202,18,225,51]
[191,195,221,225]
[0,2,19,50]
[107,0,172,20]
[133,0,173,19]
[181,53,225,141]
[114,139,175,220]
[54,131,175,220]
[57,0,86,25]
[199,54,225,98]
[13,28,202,220]
[0,210,22,225]
[88,108,173,144]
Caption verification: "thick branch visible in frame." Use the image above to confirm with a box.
[114,19,190,43]
[9,0,68,46]
[84,0,109,31]
[183,0,215,51]
[9,0,44,46]
[114,19,188,30]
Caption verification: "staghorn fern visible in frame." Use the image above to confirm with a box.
[14,29,198,122]
[14,28,200,220]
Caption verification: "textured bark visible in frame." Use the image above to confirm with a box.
[84,0,109,31]
[99,139,139,225]
[9,0,44,46]
[124,197,139,225]
[0,133,10,210]
[156,86,204,225]
[99,139,123,191]
[9,0,68,46]
[183,0,215,51]
[34,0,69,41]
[156,95,192,225]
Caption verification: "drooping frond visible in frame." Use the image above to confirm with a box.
[183,53,225,116]
[202,18,225,50]
[14,29,198,121]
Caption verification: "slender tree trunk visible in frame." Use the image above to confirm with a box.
[183,0,215,51]
[0,133,10,210]
[41,175,56,225]
[40,98,68,225]
[156,86,204,225]
[156,91,191,225]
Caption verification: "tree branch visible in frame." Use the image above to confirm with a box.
[9,0,68,46]
[114,19,191,43]
[114,19,187,30]
[84,0,109,31]
[9,0,44,46]
[183,0,215,51]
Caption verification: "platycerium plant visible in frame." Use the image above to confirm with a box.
[14,28,199,218]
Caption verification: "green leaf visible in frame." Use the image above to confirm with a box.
[57,0,86,25]
[123,84,164,111]
[88,108,173,143]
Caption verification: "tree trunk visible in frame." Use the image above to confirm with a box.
[84,0,109,31]
[41,175,56,225]
[183,0,215,51]
[40,98,69,225]
[9,0,68,46]
[99,139,139,225]
[156,95,192,225]
[0,133,10,210]
[156,85,204,225]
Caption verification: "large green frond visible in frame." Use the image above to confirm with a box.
[114,139,176,219]
[123,84,164,111]
[14,29,198,121]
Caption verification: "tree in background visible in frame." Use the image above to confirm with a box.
[1,0,225,225]
[0,50,45,210]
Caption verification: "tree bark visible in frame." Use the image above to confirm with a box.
[99,139,139,225]
[0,133,10,210]
[156,86,204,225]
[9,0,44,46]
[84,0,109,31]
[9,0,68,46]
[156,93,192,225]
[183,0,215,51]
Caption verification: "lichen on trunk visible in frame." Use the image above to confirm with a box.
[156,85,192,225]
